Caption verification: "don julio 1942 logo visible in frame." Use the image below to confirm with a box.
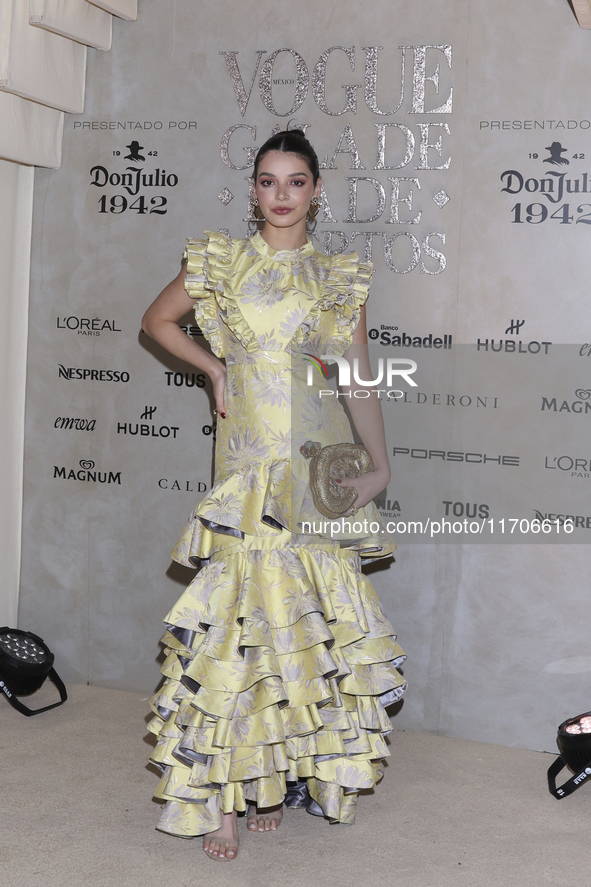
[501,141,591,226]
[90,140,179,216]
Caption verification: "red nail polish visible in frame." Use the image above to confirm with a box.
[220,412,226,419]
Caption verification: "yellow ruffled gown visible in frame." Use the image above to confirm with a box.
[148,231,406,836]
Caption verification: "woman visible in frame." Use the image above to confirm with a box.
[142,129,406,861]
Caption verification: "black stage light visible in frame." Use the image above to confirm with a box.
[548,711,591,798]
[0,627,67,716]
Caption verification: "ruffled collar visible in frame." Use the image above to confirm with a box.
[250,231,315,263]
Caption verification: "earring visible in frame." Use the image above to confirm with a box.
[251,198,265,221]
[307,198,320,221]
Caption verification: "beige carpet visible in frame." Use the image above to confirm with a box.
[2,683,589,887]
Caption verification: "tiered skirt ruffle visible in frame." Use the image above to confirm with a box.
[170,457,397,564]
[148,532,406,836]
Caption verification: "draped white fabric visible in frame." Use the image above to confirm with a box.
[29,0,113,51]
[0,91,63,167]
[0,0,87,113]
[0,159,33,627]
[573,0,591,27]
[87,0,136,20]
[0,0,137,624]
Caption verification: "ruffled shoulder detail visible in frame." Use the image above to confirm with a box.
[323,252,373,310]
[183,231,234,297]
[183,232,235,357]
[184,232,259,356]
[288,251,373,354]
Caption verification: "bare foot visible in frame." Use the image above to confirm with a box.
[247,803,283,832]
[203,811,239,861]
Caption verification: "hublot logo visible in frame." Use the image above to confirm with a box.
[476,338,551,354]
[117,406,180,439]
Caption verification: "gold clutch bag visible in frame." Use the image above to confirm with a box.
[300,441,374,519]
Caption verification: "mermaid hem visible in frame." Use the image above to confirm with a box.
[149,539,406,836]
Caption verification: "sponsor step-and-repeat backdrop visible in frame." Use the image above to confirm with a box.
[366,342,591,542]
[19,0,591,751]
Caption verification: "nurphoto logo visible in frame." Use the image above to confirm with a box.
[304,354,417,399]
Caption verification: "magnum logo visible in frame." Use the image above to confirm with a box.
[53,460,121,484]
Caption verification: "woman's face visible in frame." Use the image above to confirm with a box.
[254,150,321,233]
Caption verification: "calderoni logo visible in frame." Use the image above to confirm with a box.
[540,388,591,414]
[369,328,453,349]
[53,460,121,484]
[58,365,130,382]
[56,316,121,336]
[387,391,499,409]
[158,479,207,491]
[392,446,519,466]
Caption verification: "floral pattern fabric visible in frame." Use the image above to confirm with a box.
[148,231,406,836]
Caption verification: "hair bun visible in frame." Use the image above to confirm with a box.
[286,123,307,137]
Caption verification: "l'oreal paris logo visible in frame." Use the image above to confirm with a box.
[304,354,418,387]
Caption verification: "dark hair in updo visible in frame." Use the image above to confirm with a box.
[253,129,320,184]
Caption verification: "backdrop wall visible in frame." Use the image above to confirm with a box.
[19,0,591,752]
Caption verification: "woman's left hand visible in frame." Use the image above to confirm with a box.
[336,466,391,514]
